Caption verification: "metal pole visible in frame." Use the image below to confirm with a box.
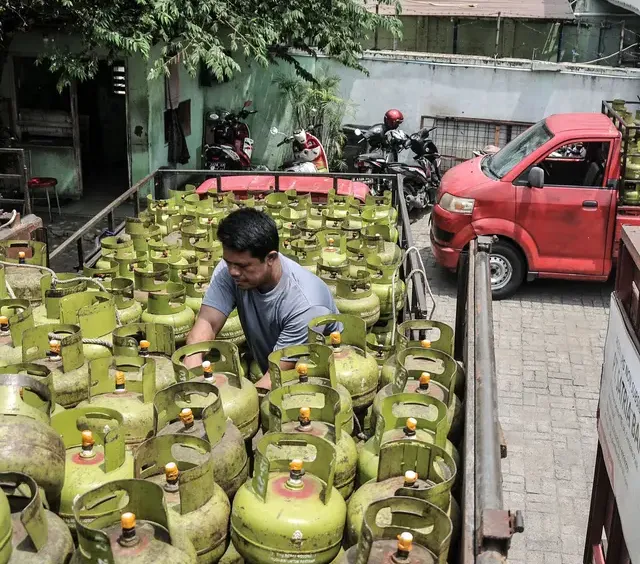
[474,238,503,514]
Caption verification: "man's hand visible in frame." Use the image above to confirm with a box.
[183,352,204,370]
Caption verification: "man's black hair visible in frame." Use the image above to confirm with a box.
[216,208,279,260]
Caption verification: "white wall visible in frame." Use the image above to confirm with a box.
[322,51,640,134]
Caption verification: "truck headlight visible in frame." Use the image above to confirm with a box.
[439,193,475,215]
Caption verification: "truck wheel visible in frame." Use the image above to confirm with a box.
[489,240,525,300]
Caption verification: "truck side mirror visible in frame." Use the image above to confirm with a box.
[528,166,544,188]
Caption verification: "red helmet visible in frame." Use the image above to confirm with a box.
[384,109,404,130]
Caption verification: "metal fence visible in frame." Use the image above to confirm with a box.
[420,115,533,171]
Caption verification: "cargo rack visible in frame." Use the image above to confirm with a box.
[49,168,522,562]
[602,100,640,193]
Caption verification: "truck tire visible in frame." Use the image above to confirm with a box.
[489,240,525,300]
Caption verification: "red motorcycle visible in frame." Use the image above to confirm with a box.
[203,100,257,170]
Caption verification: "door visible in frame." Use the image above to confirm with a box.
[515,140,614,275]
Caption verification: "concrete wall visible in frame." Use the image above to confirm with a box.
[202,51,640,168]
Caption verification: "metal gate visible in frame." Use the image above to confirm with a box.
[420,115,533,172]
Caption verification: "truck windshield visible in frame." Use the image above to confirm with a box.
[484,121,553,179]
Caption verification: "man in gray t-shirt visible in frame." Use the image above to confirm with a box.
[184,207,339,389]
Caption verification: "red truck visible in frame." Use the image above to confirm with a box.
[430,100,640,299]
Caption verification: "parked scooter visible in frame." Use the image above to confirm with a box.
[354,126,442,211]
[203,100,257,170]
[270,125,329,173]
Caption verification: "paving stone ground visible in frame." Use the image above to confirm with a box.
[410,213,610,564]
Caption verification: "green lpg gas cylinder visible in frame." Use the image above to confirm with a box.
[0,472,74,564]
[154,381,249,500]
[125,218,162,253]
[181,272,208,314]
[135,435,230,563]
[268,383,358,499]
[31,273,87,324]
[52,291,117,361]
[318,230,348,267]
[0,299,34,366]
[361,208,399,242]
[231,433,347,564]
[380,319,456,389]
[22,323,91,408]
[172,341,259,440]
[141,282,196,346]
[361,228,402,264]
[103,278,143,324]
[83,261,118,281]
[0,363,65,416]
[180,223,210,259]
[339,497,452,564]
[0,266,7,299]
[167,254,199,283]
[264,344,354,436]
[133,261,170,307]
[308,314,379,414]
[333,273,381,328]
[367,255,405,320]
[69,479,197,564]
[77,356,157,446]
[112,322,177,392]
[346,439,457,545]
[346,246,369,278]
[148,236,183,265]
[149,201,185,236]
[366,319,395,372]
[375,346,463,443]
[358,394,459,485]
[341,215,364,241]
[113,248,149,281]
[296,216,324,241]
[316,261,349,297]
[0,374,65,507]
[321,206,350,230]
[218,309,246,346]
[265,192,290,217]
[194,240,222,277]
[0,241,47,304]
[51,407,134,530]
[97,235,134,269]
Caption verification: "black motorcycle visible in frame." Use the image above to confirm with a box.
[355,126,442,211]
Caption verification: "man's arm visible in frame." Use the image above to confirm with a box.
[183,262,236,369]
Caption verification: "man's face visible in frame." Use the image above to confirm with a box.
[222,248,277,290]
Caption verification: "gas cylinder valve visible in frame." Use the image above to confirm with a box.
[115,370,126,393]
[202,360,214,381]
[286,459,305,489]
[164,462,180,492]
[418,373,431,391]
[139,339,150,357]
[119,512,139,547]
[180,407,195,429]
[297,363,309,383]
[80,430,96,459]
[394,532,413,561]
[403,417,417,438]
[297,407,312,431]
[0,315,9,333]
[47,339,61,361]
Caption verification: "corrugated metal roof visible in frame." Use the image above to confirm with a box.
[368,0,575,20]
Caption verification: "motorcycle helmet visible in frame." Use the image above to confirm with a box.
[384,109,404,130]
[293,129,307,144]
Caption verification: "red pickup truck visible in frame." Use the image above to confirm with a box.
[430,100,640,299]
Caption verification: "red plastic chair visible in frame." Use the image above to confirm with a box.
[28,177,61,221]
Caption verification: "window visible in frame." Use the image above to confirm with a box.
[526,141,610,187]
[483,120,554,179]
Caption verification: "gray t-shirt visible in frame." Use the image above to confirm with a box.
[202,254,339,373]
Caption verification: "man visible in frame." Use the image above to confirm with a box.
[184,207,339,389]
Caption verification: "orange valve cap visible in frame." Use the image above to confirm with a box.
[296,363,308,376]
[420,339,431,349]
[419,373,431,385]
[49,339,61,354]
[165,462,179,482]
[406,417,417,432]
[121,512,136,530]
[330,331,341,346]
[202,360,213,374]
[81,430,95,448]
[397,532,413,553]
[139,340,150,350]
[289,459,303,473]
[180,408,194,426]
[404,470,418,485]
[17,251,25,259]
[115,371,126,386]
[0,316,8,328]
[299,407,311,420]
[328,237,335,245]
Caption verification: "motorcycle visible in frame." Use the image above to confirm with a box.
[354,126,442,211]
[203,100,257,170]
[270,125,329,173]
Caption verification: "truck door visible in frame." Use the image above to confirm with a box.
[514,140,614,275]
